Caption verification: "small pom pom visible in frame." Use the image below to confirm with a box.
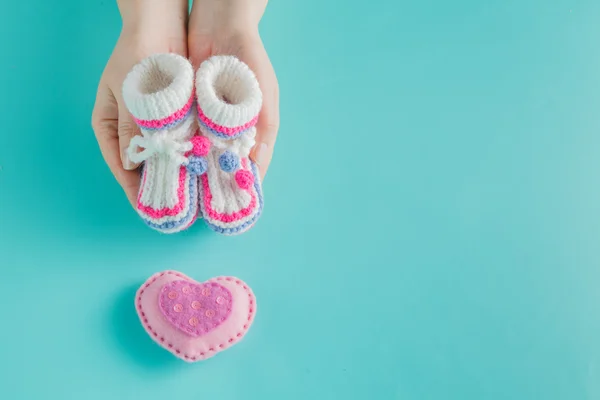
[235,169,255,189]
[191,135,211,157]
[219,151,240,173]
[186,156,208,175]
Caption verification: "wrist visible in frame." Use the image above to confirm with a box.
[119,0,188,36]
[190,0,266,36]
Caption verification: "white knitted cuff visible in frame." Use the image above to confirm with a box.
[122,53,194,123]
[195,56,262,129]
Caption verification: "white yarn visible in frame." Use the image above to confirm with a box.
[135,113,197,211]
[138,165,192,224]
[195,56,262,128]
[123,53,194,121]
[203,126,256,159]
[128,117,195,165]
[195,56,261,160]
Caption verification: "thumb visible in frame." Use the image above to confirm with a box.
[246,44,279,179]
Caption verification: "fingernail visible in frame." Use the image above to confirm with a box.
[122,147,134,170]
[254,143,269,166]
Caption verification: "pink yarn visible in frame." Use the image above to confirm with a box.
[234,170,254,189]
[201,169,258,223]
[137,166,188,218]
[196,103,259,136]
[133,92,195,129]
[190,135,211,157]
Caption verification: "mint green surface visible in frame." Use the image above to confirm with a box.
[1,1,600,399]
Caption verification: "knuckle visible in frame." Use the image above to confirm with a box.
[91,114,116,140]
[118,120,138,138]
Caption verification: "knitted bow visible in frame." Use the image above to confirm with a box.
[127,116,196,166]
[128,133,192,165]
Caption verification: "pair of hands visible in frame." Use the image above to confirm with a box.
[92,0,279,206]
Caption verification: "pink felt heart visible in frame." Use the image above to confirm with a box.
[136,271,256,362]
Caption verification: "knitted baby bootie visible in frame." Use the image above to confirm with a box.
[123,54,211,234]
[195,56,264,235]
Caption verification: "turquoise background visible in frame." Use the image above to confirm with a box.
[1,0,599,399]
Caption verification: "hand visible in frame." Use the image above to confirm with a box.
[92,0,188,206]
[188,0,279,179]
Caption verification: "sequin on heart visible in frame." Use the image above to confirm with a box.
[159,280,233,337]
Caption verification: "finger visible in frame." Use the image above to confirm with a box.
[92,85,140,206]
[116,94,142,171]
[187,31,212,70]
[244,40,280,179]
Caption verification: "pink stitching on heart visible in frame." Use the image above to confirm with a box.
[136,271,255,360]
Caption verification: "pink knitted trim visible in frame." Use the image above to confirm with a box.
[133,92,195,129]
[196,103,259,136]
[136,271,255,361]
[137,166,188,218]
[200,160,258,223]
